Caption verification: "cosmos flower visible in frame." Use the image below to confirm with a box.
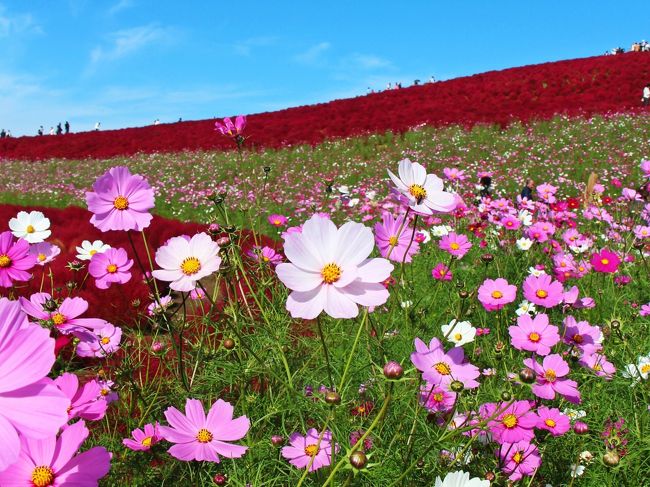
[441,319,476,346]
[590,248,621,273]
[75,240,111,261]
[54,373,108,421]
[410,337,480,389]
[281,428,338,472]
[246,245,283,266]
[419,382,457,413]
[76,324,123,358]
[497,441,541,481]
[522,274,564,308]
[8,210,51,243]
[524,354,581,403]
[439,232,472,258]
[123,422,163,451]
[214,115,246,137]
[432,262,452,281]
[268,214,288,227]
[508,313,560,355]
[434,470,490,487]
[0,231,36,287]
[29,241,61,266]
[89,247,133,289]
[477,278,517,311]
[562,316,602,354]
[536,406,571,436]
[374,212,420,262]
[482,400,538,444]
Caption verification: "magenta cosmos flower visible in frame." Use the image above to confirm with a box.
[374,212,420,263]
[0,231,36,287]
[387,159,457,215]
[419,382,457,413]
[0,419,111,486]
[439,232,472,258]
[523,354,581,403]
[152,233,221,292]
[410,337,480,389]
[432,262,452,281]
[159,398,249,462]
[76,324,122,358]
[281,428,338,472]
[522,274,564,308]
[497,441,541,482]
[54,373,108,422]
[508,313,560,356]
[536,406,570,436]
[123,422,162,451]
[86,166,155,232]
[590,248,621,273]
[563,316,602,354]
[276,215,393,319]
[268,213,288,227]
[0,298,69,471]
[247,245,283,266]
[482,400,537,444]
[477,278,517,311]
[89,247,133,289]
[214,115,246,137]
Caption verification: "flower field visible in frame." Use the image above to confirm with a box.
[0,72,650,486]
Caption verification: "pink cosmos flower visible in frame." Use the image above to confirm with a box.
[482,400,538,444]
[523,354,581,403]
[268,214,288,227]
[508,313,560,356]
[439,232,472,258]
[537,182,558,203]
[522,274,564,308]
[159,398,249,462]
[97,379,119,404]
[214,115,246,137]
[147,295,173,315]
[152,233,221,292]
[54,373,108,421]
[86,166,155,232]
[0,298,69,471]
[89,247,133,289]
[497,441,541,481]
[123,422,162,451]
[590,248,620,273]
[0,420,111,486]
[374,212,420,262]
[276,215,393,319]
[443,167,466,181]
[536,406,570,436]
[477,278,517,311]
[501,215,522,230]
[579,352,616,379]
[281,428,338,472]
[562,316,602,354]
[0,231,36,287]
[432,262,452,281]
[29,241,61,266]
[633,225,650,239]
[641,159,650,178]
[410,337,480,389]
[419,382,457,413]
[76,324,122,358]
[525,223,549,243]
[387,159,457,215]
[640,303,650,317]
[247,245,283,266]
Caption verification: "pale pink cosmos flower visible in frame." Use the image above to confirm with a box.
[152,233,221,292]
[410,337,480,389]
[123,422,162,451]
[76,324,122,358]
[276,215,393,319]
[374,212,420,263]
[439,232,472,258]
[509,313,560,355]
[579,352,616,379]
[0,231,36,287]
[29,241,61,266]
[523,354,581,403]
[89,247,133,289]
[562,316,602,354]
[281,428,338,472]
[54,373,108,421]
[477,278,517,311]
[641,159,650,178]
[246,245,283,266]
[159,398,249,462]
[497,441,541,481]
[387,159,457,215]
[634,225,650,239]
[522,274,564,308]
[86,166,155,232]
[442,167,466,181]
[419,382,457,413]
[641,303,650,317]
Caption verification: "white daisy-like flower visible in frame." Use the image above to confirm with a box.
[8,210,51,243]
[434,470,490,487]
[570,464,585,478]
[400,300,413,309]
[569,243,590,254]
[365,190,376,200]
[528,266,546,277]
[515,300,537,316]
[516,237,533,251]
[431,225,453,237]
[347,198,360,207]
[563,408,586,421]
[441,319,476,346]
[518,210,533,226]
[338,185,350,195]
[76,240,111,261]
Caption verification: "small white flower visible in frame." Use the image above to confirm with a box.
[570,243,589,254]
[563,408,586,421]
[528,266,546,277]
[347,198,360,207]
[365,190,376,200]
[516,237,533,251]
[570,464,585,478]
[516,300,537,316]
[518,209,533,226]
[8,210,51,243]
[441,319,476,346]
[400,300,413,309]
[579,450,594,463]
[337,185,350,195]
[76,240,111,261]
[434,470,490,487]
[431,225,452,237]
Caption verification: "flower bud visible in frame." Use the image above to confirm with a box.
[223,338,236,350]
[602,450,620,467]
[324,391,341,405]
[519,368,536,384]
[349,451,368,470]
[263,166,271,173]
[501,391,512,401]
[481,253,494,263]
[213,473,227,485]
[271,435,284,446]
[458,290,469,299]
[573,421,589,435]
[450,380,464,392]
[383,361,403,379]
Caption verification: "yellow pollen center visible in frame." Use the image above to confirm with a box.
[593,364,602,371]
[545,369,557,382]
[388,235,399,246]
[641,364,650,374]
[513,451,524,464]
[0,255,11,267]
[321,263,341,284]
[502,414,518,428]
[601,258,609,265]
[454,333,463,341]
[262,256,270,262]
[89,249,98,256]
[180,257,202,276]
[573,334,583,344]
[100,389,109,396]
[31,466,55,487]
[528,332,541,342]
[434,362,451,375]
[544,418,556,428]
[536,289,548,298]
[106,264,118,273]
[305,444,319,457]
[491,290,503,299]
[26,225,35,233]
[38,253,46,261]
[408,184,427,202]
[113,195,129,210]
[196,428,213,443]
[52,313,66,325]
[141,436,153,447]
[101,337,110,345]
[450,242,460,250]
[433,392,444,402]
[273,219,281,225]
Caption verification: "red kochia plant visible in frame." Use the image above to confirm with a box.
[1,53,649,161]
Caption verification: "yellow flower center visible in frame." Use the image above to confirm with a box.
[304,444,319,457]
[573,334,583,344]
[106,264,118,273]
[544,418,556,428]
[502,414,518,429]
[528,332,541,342]
[89,249,98,256]
[101,337,111,345]
[641,364,650,374]
[450,242,460,250]
[454,333,463,341]
[434,362,451,375]
[491,290,503,299]
[273,219,281,225]
[408,184,427,202]
[196,428,213,443]
[545,369,557,382]
[31,466,55,487]
[180,257,202,276]
[38,253,47,262]
[321,263,341,284]
[592,364,602,371]
[512,451,524,464]
[52,313,66,325]
[26,224,35,234]
[601,258,609,265]
[433,392,444,402]
[113,195,129,210]
[388,235,399,246]
[536,289,548,298]
[0,254,11,267]
[141,436,153,447]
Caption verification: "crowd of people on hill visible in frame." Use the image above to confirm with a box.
[606,40,650,55]
[36,121,71,136]
[366,76,437,94]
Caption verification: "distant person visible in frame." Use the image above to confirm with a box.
[49,126,55,135]
[6,130,11,137]
[64,121,70,134]
[386,82,392,90]
[37,126,43,136]
[56,123,62,135]
[479,176,492,199]
[429,75,436,83]
[521,179,535,200]
[154,118,160,125]
[178,117,182,122]
[95,122,101,131]
[414,79,420,86]
[643,84,650,106]
[0,129,5,138]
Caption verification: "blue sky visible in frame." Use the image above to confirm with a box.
[0,1,647,135]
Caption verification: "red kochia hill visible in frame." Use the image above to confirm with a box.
[1,52,649,161]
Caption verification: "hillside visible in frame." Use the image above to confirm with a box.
[1,52,649,161]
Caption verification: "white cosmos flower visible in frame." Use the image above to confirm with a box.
[387,159,457,215]
[8,210,51,243]
[365,190,376,200]
[434,470,490,487]
[518,209,533,226]
[338,185,350,195]
[516,300,537,316]
[76,240,111,261]
[570,464,585,478]
[528,266,546,277]
[516,237,533,251]
[441,320,476,346]
[431,225,453,237]
[347,198,360,207]
[569,243,589,254]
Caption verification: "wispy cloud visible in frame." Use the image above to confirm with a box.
[348,54,392,70]
[233,36,277,56]
[294,41,330,64]
[107,0,134,16]
[0,4,42,38]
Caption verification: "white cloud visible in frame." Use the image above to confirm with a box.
[0,4,42,38]
[233,36,277,56]
[108,0,134,16]
[349,54,392,70]
[294,42,330,64]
